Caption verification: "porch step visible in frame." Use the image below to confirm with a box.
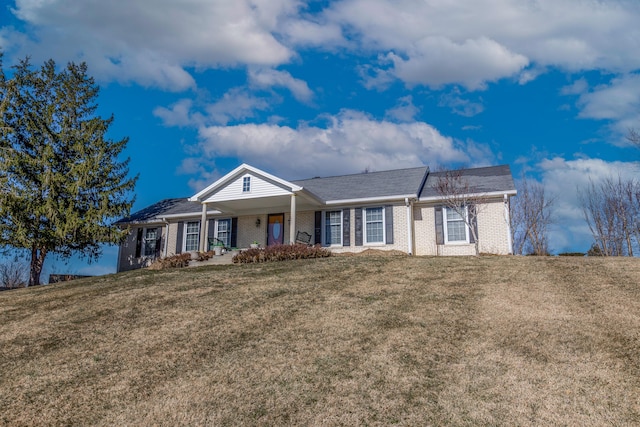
[188,254,235,267]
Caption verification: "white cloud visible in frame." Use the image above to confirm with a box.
[6,0,299,90]
[248,68,314,103]
[576,74,640,134]
[537,157,640,253]
[5,0,640,92]
[385,95,420,122]
[191,110,492,182]
[439,88,484,117]
[387,37,529,90]
[561,78,589,96]
[153,99,201,127]
[324,0,640,88]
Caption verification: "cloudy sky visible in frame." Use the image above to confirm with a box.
[2,0,639,275]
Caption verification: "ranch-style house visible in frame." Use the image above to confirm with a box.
[116,163,516,272]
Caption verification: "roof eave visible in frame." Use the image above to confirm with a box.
[418,189,517,203]
[325,194,418,206]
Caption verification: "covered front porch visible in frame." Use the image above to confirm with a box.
[188,164,323,253]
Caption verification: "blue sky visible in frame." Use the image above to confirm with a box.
[1,0,639,276]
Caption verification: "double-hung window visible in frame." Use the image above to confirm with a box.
[325,211,342,246]
[217,219,231,247]
[143,227,158,256]
[364,207,384,244]
[184,221,200,252]
[242,176,251,192]
[444,206,468,243]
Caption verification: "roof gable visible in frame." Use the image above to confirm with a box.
[189,163,303,203]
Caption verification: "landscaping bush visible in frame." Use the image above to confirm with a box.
[232,244,331,264]
[147,253,192,270]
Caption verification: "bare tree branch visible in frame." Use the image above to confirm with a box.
[579,176,640,256]
[434,170,486,256]
[510,176,554,255]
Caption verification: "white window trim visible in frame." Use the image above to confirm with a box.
[363,206,385,245]
[443,206,470,244]
[142,226,159,257]
[183,221,200,252]
[242,175,251,193]
[323,210,343,246]
[215,218,232,247]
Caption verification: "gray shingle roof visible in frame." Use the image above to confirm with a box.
[293,166,429,201]
[116,198,200,224]
[419,164,516,199]
[117,164,515,224]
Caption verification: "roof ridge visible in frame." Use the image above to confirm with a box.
[293,165,428,182]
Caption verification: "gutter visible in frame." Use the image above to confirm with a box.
[418,189,517,203]
[324,194,418,206]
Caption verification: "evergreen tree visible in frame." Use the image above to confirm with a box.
[0,54,137,286]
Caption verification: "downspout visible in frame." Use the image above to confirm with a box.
[405,197,414,255]
[504,194,513,254]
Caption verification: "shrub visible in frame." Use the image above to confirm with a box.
[587,243,604,257]
[233,244,331,264]
[147,253,192,270]
[558,252,585,257]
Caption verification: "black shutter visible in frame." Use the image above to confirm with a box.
[314,211,322,245]
[230,218,238,248]
[208,219,216,250]
[355,208,363,246]
[135,228,143,258]
[468,205,478,244]
[176,221,184,254]
[342,208,350,246]
[385,205,394,244]
[435,206,444,245]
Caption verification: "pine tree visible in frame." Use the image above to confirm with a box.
[0,54,137,286]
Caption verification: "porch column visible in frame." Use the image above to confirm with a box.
[290,193,297,244]
[200,202,208,252]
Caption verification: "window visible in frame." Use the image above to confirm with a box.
[184,221,200,252]
[217,219,231,247]
[143,227,158,256]
[325,211,342,245]
[242,176,251,192]
[444,206,468,243]
[364,207,384,243]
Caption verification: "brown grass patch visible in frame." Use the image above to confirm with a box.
[1,256,639,425]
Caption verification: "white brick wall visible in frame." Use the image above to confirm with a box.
[413,198,511,256]
[118,196,513,271]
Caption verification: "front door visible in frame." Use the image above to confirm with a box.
[267,213,285,246]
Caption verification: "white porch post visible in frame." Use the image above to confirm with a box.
[290,193,297,244]
[200,202,208,252]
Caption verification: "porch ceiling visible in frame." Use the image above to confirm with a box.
[207,193,321,216]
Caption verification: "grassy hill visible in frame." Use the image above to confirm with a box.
[1,255,640,426]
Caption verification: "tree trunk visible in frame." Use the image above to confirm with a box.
[28,245,47,287]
